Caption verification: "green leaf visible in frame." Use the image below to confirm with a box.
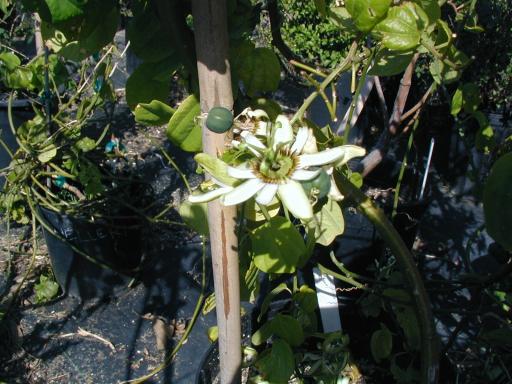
[373,3,421,51]
[461,83,481,114]
[240,255,260,303]
[345,0,392,33]
[484,153,512,251]
[0,0,11,14]
[135,100,175,126]
[194,153,238,187]
[179,200,209,236]
[371,324,392,362]
[244,198,281,222]
[451,87,463,116]
[473,112,495,153]
[126,57,178,109]
[34,275,59,303]
[271,314,304,347]
[45,0,84,23]
[256,339,295,383]
[327,6,358,33]
[5,67,35,89]
[127,2,177,63]
[78,162,104,197]
[396,308,420,350]
[37,145,57,163]
[308,198,344,246]
[77,3,119,55]
[234,44,281,97]
[166,94,202,152]
[0,52,21,71]
[429,47,469,84]
[38,1,118,59]
[252,322,273,346]
[75,137,96,152]
[369,49,414,76]
[413,0,440,24]
[251,216,306,274]
[293,285,318,313]
[257,283,290,322]
[348,172,363,188]
[207,326,219,343]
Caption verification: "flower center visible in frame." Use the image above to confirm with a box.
[253,151,297,183]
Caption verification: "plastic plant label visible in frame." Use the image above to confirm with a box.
[313,267,342,333]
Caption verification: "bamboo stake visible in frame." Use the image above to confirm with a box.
[191,1,241,383]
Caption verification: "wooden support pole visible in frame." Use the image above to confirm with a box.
[191,1,242,383]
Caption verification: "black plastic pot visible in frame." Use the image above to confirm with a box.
[0,99,32,190]
[39,206,142,299]
[196,314,253,384]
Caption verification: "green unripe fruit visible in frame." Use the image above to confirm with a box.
[206,107,234,133]
[301,169,330,199]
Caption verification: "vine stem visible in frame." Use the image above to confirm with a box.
[342,51,374,144]
[290,41,359,126]
[333,172,439,384]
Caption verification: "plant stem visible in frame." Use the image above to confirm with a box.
[333,172,439,384]
[317,263,366,289]
[392,118,420,219]
[342,52,373,144]
[290,60,327,78]
[291,41,359,125]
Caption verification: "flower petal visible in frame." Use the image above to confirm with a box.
[272,115,294,151]
[254,120,270,136]
[302,128,318,154]
[188,186,233,203]
[298,147,345,168]
[337,145,366,166]
[241,131,266,150]
[227,165,256,179]
[328,176,344,201]
[278,180,313,220]
[290,168,321,181]
[255,183,279,205]
[247,109,269,120]
[290,126,309,155]
[221,178,265,206]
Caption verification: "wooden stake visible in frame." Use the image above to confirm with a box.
[191,1,241,383]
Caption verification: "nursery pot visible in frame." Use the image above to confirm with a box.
[196,313,253,384]
[39,206,142,299]
[0,99,32,190]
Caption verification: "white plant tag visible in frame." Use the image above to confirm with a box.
[313,267,342,332]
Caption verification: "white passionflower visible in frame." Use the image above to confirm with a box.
[190,114,366,220]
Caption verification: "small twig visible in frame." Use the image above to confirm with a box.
[374,76,389,126]
[357,54,419,177]
[389,54,419,135]
[0,43,29,59]
[60,327,116,352]
[400,83,435,123]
